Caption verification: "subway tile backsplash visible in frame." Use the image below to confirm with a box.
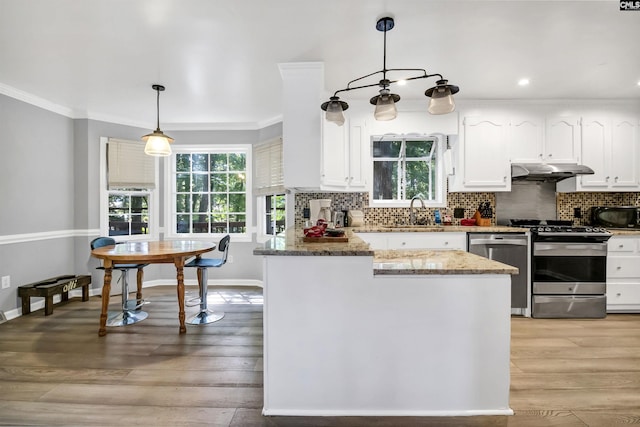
[295,191,640,227]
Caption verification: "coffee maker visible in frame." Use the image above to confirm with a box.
[309,199,332,225]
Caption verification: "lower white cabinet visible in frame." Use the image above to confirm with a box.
[357,232,466,251]
[607,236,640,312]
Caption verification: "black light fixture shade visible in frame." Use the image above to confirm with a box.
[320,16,459,122]
[143,84,174,156]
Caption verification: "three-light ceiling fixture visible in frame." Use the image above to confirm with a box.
[142,84,174,156]
[320,16,460,126]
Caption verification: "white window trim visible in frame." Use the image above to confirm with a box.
[368,134,447,208]
[99,137,160,241]
[164,144,254,243]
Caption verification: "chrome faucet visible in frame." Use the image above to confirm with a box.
[409,195,426,225]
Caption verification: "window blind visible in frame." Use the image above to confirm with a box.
[107,138,156,189]
[253,138,284,196]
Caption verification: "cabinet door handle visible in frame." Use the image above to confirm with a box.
[444,241,449,245]
[617,292,622,297]
[617,266,622,270]
[615,176,619,182]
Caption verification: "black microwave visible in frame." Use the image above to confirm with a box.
[591,206,640,229]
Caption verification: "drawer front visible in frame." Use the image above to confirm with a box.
[387,232,466,250]
[607,282,640,306]
[607,257,640,278]
[608,237,638,253]
[532,295,606,318]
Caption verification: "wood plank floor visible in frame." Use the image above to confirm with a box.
[1,286,639,426]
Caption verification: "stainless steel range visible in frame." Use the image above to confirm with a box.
[511,220,612,318]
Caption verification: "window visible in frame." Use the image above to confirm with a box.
[168,145,252,240]
[371,134,445,206]
[264,194,286,235]
[100,138,158,240]
[253,138,286,238]
[108,192,150,236]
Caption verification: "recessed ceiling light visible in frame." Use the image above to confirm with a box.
[397,79,407,86]
[518,78,530,86]
[637,80,640,86]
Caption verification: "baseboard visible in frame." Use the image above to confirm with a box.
[4,279,264,321]
[261,408,515,417]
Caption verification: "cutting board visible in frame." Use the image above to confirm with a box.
[303,236,349,243]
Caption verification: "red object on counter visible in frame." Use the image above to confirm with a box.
[460,218,477,226]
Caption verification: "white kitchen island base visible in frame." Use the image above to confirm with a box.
[261,255,513,417]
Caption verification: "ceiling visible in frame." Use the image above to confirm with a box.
[1,0,639,130]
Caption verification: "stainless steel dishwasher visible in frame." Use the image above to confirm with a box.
[467,233,529,310]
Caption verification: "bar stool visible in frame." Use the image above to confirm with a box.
[184,235,230,325]
[90,237,149,326]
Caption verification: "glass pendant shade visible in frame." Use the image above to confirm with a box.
[325,100,345,126]
[143,130,173,156]
[374,93,398,121]
[427,86,456,115]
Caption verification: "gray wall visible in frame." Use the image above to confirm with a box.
[0,93,281,315]
[0,94,76,312]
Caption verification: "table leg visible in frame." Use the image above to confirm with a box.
[175,258,186,334]
[99,264,113,337]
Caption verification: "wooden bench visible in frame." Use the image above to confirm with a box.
[18,275,92,316]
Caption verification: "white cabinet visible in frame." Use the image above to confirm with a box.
[357,232,466,251]
[557,115,640,192]
[607,236,640,313]
[357,233,388,250]
[508,116,545,163]
[544,116,581,163]
[454,116,510,191]
[321,118,366,190]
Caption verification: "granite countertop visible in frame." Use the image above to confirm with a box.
[254,229,519,276]
[253,228,374,256]
[373,249,519,275]
[352,225,525,233]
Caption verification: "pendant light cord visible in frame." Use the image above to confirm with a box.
[155,88,161,132]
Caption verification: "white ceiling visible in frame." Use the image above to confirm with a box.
[1,0,639,130]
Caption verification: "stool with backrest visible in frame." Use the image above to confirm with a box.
[90,237,149,326]
[184,234,230,325]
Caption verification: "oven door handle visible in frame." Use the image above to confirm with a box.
[534,243,607,256]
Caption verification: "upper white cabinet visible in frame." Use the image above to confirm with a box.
[508,115,580,164]
[453,116,510,191]
[544,116,581,163]
[507,116,545,163]
[557,115,640,192]
[320,118,367,190]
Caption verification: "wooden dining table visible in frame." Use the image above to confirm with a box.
[90,240,216,336]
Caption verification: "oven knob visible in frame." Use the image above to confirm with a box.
[545,227,551,232]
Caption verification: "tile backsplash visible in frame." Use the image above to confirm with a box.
[557,192,640,225]
[295,191,640,227]
[294,191,496,227]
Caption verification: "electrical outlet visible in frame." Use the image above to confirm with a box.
[228,255,234,264]
[574,207,582,218]
[1,276,10,289]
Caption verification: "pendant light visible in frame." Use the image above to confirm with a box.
[142,84,174,157]
[320,16,460,123]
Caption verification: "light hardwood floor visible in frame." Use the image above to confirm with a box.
[1,286,639,426]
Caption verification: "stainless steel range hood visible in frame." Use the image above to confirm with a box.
[511,163,594,182]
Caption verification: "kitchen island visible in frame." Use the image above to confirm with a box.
[254,229,518,417]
